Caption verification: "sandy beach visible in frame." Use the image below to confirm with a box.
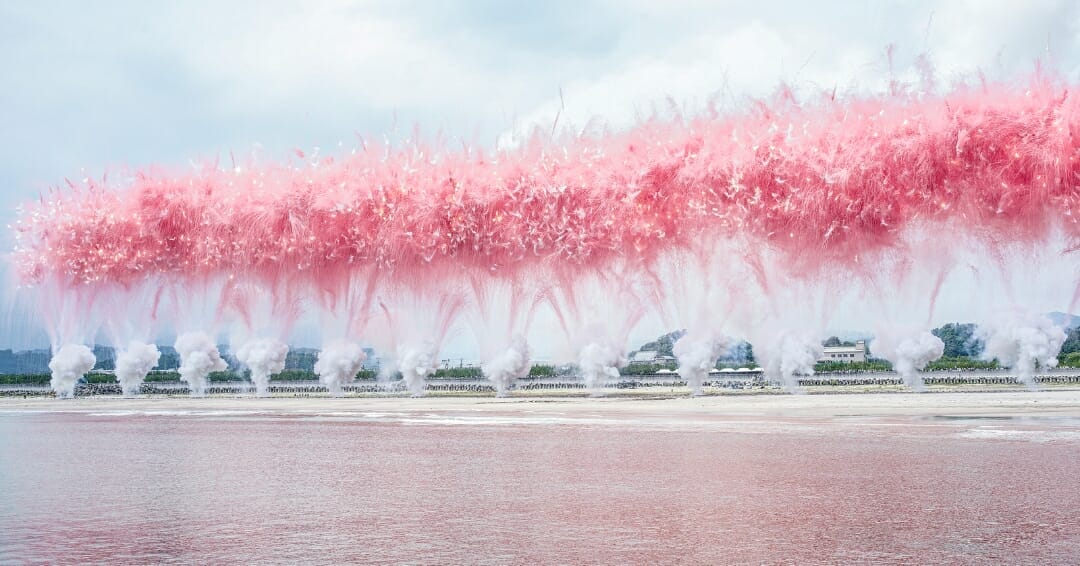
[5,389,1080,563]
[4,389,1080,422]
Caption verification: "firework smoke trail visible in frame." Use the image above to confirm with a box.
[174,332,227,397]
[481,334,531,397]
[674,333,729,396]
[577,335,626,396]
[468,275,536,397]
[397,342,437,397]
[871,329,944,391]
[979,309,1067,389]
[314,339,367,396]
[114,341,161,396]
[9,71,1080,397]
[235,338,289,396]
[48,344,96,399]
[375,357,399,391]
[760,331,822,392]
[13,76,1080,293]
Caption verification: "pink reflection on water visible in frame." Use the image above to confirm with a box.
[1,412,1079,563]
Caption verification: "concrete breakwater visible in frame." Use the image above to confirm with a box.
[3,371,1080,397]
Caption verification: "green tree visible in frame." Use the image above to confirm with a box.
[1058,352,1080,368]
[528,364,555,377]
[634,330,686,357]
[925,356,998,370]
[0,374,50,385]
[718,341,755,366]
[815,359,892,372]
[432,366,482,379]
[1061,327,1080,355]
[931,323,983,358]
[620,363,674,376]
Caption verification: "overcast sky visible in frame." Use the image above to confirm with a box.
[1,0,1079,352]
[3,0,1078,210]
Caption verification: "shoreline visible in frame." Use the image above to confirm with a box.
[5,370,1080,398]
[3,389,1080,421]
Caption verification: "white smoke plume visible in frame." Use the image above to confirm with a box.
[48,344,96,398]
[314,339,367,396]
[578,339,625,396]
[114,341,161,397]
[871,329,943,391]
[979,310,1066,389]
[481,334,531,397]
[236,338,289,397]
[761,330,822,392]
[376,357,399,389]
[397,342,437,397]
[174,332,228,397]
[674,332,729,397]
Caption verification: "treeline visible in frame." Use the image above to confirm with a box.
[931,323,983,358]
[622,321,1080,374]
[74,364,561,384]
[0,356,1071,387]
[1059,352,1080,368]
[618,357,1005,375]
[0,373,50,385]
[814,359,891,373]
[5,321,1080,382]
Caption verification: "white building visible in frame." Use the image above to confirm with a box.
[819,340,866,363]
[628,350,676,365]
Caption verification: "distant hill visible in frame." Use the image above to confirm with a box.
[1045,312,1080,329]
[0,349,51,374]
[630,330,685,357]
[629,330,755,365]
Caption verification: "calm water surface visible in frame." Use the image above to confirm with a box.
[1,409,1079,564]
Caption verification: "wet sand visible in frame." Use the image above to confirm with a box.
[3,389,1080,563]
[3,389,1080,421]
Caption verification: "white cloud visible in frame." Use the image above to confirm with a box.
[926,0,1080,78]
[2,1,1079,350]
[502,0,1080,142]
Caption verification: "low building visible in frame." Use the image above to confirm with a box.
[628,350,676,366]
[819,340,866,363]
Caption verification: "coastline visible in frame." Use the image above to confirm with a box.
[3,389,1080,421]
